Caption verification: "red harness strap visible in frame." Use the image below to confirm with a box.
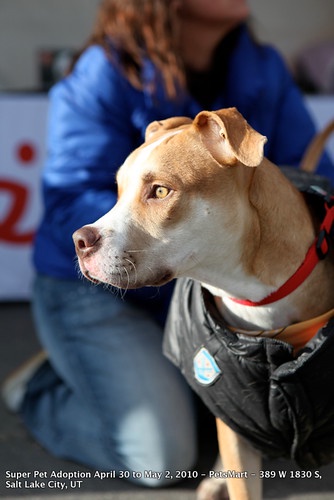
[231,193,334,307]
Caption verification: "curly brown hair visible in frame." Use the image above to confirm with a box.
[73,0,185,98]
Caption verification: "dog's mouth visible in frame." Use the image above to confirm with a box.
[83,270,102,285]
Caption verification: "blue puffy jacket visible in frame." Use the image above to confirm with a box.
[33,26,333,309]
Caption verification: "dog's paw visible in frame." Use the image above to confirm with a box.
[196,477,229,500]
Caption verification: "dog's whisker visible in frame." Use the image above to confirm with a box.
[124,257,136,269]
[105,267,127,298]
[119,285,127,300]
[117,274,128,299]
[125,249,147,253]
[122,266,131,294]
[113,267,126,298]
[124,258,138,284]
[145,265,155,279]
[145,264,154,274]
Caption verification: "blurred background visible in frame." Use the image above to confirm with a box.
[1,0,334,92]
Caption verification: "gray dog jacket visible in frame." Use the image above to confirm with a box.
[164,277,334,469]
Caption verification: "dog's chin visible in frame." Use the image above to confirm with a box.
[112,270,174,289]
[82,269,174,289]
[148,271,175,287]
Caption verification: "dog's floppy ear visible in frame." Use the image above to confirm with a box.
[194,107,267,167]
[145,116,192,141]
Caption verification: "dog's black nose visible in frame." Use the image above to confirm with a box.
[73,226,101,256]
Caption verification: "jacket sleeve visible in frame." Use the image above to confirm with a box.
[42,45,139,256]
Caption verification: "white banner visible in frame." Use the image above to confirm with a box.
[0,94,48,299]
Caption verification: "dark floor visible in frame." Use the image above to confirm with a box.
[1,302,334,499]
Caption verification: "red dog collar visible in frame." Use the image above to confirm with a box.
[231,191,334,307]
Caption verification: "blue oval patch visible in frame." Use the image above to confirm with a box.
[193,347,221,386]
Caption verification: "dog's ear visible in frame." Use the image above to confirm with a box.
[145,116,192,141]
[194,107,267,167]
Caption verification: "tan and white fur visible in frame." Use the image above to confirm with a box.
[73,108,334,500]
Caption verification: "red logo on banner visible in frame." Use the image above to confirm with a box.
[16,142,37,164]
[0,180,35,244]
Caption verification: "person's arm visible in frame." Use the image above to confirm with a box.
[42,45,138,256]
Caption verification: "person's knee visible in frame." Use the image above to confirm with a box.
[123,431,198,487]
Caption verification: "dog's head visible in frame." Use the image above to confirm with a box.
[73,107,266,289]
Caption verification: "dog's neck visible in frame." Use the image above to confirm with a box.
[202,162,334,331]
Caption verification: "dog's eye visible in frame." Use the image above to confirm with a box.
[154,186,170,199]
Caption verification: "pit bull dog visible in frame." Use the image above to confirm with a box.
[73,108,334,500]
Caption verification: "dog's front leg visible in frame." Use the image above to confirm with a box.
[217,418,262,500]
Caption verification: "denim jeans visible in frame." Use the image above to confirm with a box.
[22,275,197,486]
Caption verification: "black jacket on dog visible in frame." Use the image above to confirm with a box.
[163,277,334,469]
